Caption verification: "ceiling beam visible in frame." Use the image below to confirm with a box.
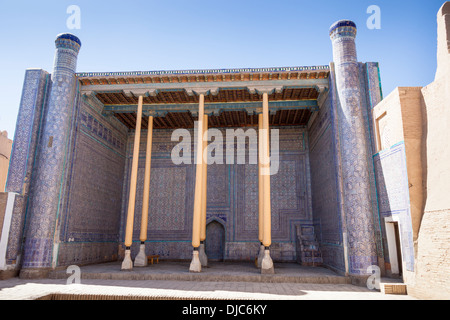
[104,100,319,118]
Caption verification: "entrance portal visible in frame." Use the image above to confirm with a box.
[205,221,225,261]
[385,221,403,276]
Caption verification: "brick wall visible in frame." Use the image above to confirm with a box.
[408,209,450,299]
[0,132,12,193]
[371,2,450,299]
[372,83,450,298]
[408,32,450,299]
[0,193,7,240]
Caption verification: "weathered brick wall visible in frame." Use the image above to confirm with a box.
[0,193,7,240]
[372,87,425,281]
[387,2,450,299]
[0,132,12,193]
[408,49,450,299]
[408,209,450,299]
[436,2,450,80]
[371,82,450,298]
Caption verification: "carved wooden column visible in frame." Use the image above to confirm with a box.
[121,95,144,270]
[199,114,209,267]
[135,115,154,267]
[256,113,265,268]
[260,92,274,274]
[189,93,205,273]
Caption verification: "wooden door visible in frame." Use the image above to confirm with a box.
[205,221,225,261]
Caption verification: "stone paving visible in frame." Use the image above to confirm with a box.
[0,277,415,300]
[48,261,352,284]
[0,262,416,300]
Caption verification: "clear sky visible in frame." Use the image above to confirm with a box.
[0,0,445,138]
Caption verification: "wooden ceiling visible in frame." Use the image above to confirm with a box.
[100,88,318,129]
[80,67,327,130]
[115,109,313,130]
[96,88,319,105]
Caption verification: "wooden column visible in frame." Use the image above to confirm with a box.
[199,114,209,267]
[262,93,272,248]
[200,114,208,242]
[258,113,264,243]
[121,95,144,270]
[190,93,205,272]
[261,92,274,274]
[256,113,265,268]
[135,115,154,267]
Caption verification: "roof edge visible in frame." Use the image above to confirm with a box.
[76,65,330,78]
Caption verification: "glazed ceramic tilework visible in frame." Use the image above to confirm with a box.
[21,34,81,270]
[330,21,378,275]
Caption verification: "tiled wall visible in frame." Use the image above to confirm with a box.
[4,69,50,269]
[121,126,312,262]
[309,90,345,272]
[6,70,50,195]
[373,142,415,272]
[20,40,81,270]
[56,97,128,266]
[331,24,380,276]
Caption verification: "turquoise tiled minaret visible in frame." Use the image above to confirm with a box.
[330,21,378,281]
[20,34,81,278]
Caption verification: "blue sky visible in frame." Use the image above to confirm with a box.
[0,0,445,138]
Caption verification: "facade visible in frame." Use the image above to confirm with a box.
[371,2,450,299]
[0,3,448,298]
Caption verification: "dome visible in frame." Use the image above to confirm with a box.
[55,33,81,47]
[329,20,357,35]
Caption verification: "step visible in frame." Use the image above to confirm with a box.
[48,262,350,285]
[381,283,408,295]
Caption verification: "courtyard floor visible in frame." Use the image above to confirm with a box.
[0,261,415,300]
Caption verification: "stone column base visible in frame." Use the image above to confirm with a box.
[189,250,202,273]
[350,274,371,287]
[0,269,19,280]
[199,242,208,267]
[121,249,133,270]
[134,243,148,267]
[256,244,265,268]
[261,249,274,274]
[19,268,51,279]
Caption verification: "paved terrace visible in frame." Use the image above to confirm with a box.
[48,261,351,283]
[0,262,414,300]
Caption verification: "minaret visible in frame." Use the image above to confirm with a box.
[329,21,378,283]
[20,34,81,279]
